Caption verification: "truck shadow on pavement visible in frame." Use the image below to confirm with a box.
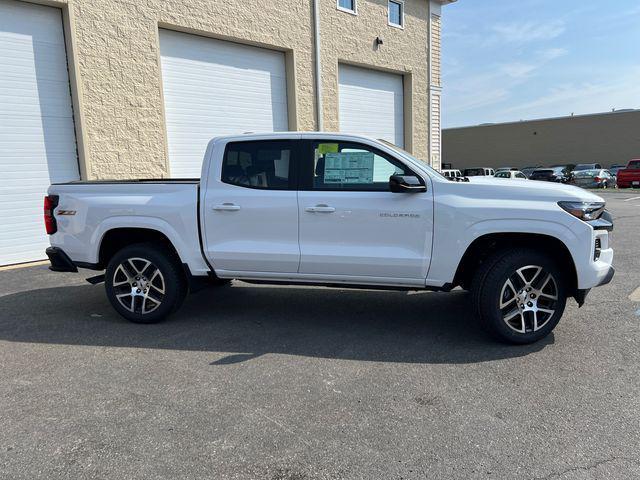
[0,281,551,364]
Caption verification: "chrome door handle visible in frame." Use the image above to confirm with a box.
[213,203,241,211]
[305,204,336,213]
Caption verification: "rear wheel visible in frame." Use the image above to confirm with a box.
[472,249,567,344]
[105,243,187,323]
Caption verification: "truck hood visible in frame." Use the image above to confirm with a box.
[462,177,604,203]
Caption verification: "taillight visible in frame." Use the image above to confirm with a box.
[44,195,59,234]
[594,177,601,182]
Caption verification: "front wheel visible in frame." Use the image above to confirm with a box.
[105,243,187,323]
[472,249,567,344]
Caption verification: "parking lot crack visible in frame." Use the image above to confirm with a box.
[255,409,313,448]
[530,456,640,479]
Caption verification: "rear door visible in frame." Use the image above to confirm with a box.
[202,139,300,274]
[297,139,433,281]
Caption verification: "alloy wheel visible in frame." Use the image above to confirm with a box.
[112,257,165,314]
[498,265,558,333]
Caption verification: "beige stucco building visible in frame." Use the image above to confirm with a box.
[0,0,454,265]
[443,109,640,170]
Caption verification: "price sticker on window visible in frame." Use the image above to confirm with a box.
[323,152,375,184]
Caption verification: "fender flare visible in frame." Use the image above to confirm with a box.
[90,216,210,276]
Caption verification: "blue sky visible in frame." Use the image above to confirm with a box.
[442,0,640,128]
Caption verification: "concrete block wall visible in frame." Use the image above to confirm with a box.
[43,0,435,179]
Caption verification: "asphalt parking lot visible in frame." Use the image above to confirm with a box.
[1,190,639,480]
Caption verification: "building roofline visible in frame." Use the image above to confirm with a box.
[444,108,640,131]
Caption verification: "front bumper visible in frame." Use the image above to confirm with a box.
[46,247,78,273]
[575,265,614,306]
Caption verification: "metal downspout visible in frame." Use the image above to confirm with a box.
[313,0,324,130]
[427,2,433,166]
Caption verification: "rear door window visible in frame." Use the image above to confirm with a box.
[221,140,297,190]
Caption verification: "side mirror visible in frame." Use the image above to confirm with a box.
[389,175,427,193]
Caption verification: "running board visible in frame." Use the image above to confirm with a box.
[86,274,105,285]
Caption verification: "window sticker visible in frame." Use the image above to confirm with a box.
[318,143,339,155]
[324,152,375,184]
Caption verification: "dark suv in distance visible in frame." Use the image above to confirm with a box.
[529,165,575,183]
[521,166,542,178]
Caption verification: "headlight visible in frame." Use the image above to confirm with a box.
[557,201,605,221]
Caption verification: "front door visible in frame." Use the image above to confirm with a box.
[297,140,433,280]
[202,139,300,274]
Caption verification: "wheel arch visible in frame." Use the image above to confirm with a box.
[98,227,182,269]
[87,215,211,277]
[453,232,578,296]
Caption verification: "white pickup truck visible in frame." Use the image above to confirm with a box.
[45,133,614,344]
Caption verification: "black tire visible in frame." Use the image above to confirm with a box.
[471,249,567,344]
[105,243,187,323]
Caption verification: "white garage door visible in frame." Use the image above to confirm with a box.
[0,0,79,266]
[338,64,404,148]
[159,30,289,178]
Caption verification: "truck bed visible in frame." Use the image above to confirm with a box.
[47,181,210,275]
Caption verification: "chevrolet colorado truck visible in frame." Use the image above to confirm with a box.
[45,133,614,344]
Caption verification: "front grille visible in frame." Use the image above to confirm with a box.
[594,238,602,261]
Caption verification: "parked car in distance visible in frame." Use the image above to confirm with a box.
[520,166,541,178]
[529,165,573,183]
[494,170,527,180]
[570,169,615,189]
[463,167,495,177]
[574,163,603,172]
[616,159,640,188]
[495,167,518,173]
[45,132,614,345]
[442,169,463,180]
[609,164,626,177]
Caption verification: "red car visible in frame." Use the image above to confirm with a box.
[616,159,640,188]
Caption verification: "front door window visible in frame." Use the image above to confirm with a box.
[303,141,413,191]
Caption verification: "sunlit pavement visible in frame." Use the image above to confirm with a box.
[1,190,638,479]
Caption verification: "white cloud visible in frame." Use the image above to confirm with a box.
[496,67,640,120]
[499,48,568,79]
[539,47,568,61]
[490,19,566,44]
[444,69,512,115]
[442,45,574,126]
[500,62,537,79]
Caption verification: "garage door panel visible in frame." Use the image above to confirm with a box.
[0,0,79,265]
[0,85,75,118]
[338,65,404,148]
[0,6,64,43]
[160,29,288,178]
[0,124,77,149]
